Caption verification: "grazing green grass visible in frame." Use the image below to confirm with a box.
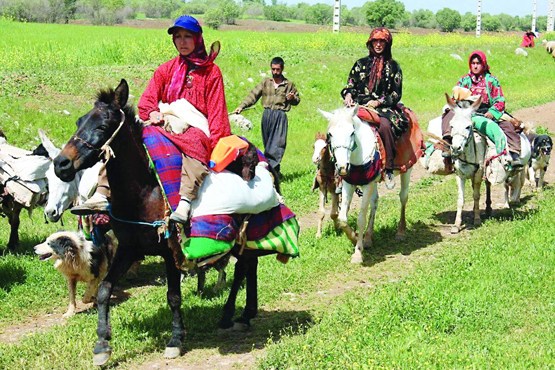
[0,18,554,368]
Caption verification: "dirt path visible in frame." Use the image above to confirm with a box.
[2,101,554,369]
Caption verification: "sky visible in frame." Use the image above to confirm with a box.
[280,0,551,17]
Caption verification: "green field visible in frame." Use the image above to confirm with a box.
[0,19,554,369]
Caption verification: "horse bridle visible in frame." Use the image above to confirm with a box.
[451,125,480,168]
[327,131,357,163]
[69,109,126,163]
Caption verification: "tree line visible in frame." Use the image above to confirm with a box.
[0,0,548,32]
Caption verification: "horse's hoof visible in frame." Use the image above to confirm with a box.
[395,233,405,241]
[232,321,251,332]
[92,351,111,367]
[350,250,363,264]
[450,226,460,234]
[164,346,181,359]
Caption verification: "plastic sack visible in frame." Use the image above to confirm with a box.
[191,163,279,217]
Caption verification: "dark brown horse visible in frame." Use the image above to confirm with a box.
[53,79,274,365]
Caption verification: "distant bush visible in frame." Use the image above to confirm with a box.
[305,3,332,25]
[264,4,288,22]
[204,7,224,29]
[365,0,406,28]
[436,8,461,32]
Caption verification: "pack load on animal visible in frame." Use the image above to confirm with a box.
[0,142,50,207]
[208,134,249,172]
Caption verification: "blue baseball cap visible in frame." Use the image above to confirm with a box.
[167,15,203,35]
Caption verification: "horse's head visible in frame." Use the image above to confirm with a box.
[37,130,80,222]
[54,79,129,182]
[312,132,327,164]
[446,93,482,157]
[319,106,358,176]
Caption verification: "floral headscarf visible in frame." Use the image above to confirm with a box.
[365,27,393,93]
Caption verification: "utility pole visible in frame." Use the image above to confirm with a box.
[548,0,555,32]
[333,0,341,32]
[532,0,537,32]
[476,0,482,37]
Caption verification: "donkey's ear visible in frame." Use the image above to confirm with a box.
[349,105,359,117]
[114,79,129,108]
[318,108,333,121]
[38,129,61,159]
[445,93,456,110]
[471,95,482,111]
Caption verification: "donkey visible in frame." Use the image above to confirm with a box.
[53,79,284,365]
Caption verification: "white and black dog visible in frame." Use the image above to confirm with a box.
[34,230,117,317]
[527,133,553,190]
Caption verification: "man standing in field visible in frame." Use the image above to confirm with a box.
[234,57,300,178]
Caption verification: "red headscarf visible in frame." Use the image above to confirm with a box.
[468,50,491,75]
[365,27,393,93]
[167,28,220,102]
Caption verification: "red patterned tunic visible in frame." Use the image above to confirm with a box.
[138,56,231,164]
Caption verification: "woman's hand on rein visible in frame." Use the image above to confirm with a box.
[344,93,355,107]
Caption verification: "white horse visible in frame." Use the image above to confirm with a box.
[319,106,412,264]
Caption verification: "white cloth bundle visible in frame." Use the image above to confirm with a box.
[191,163,279,217]
[158,98,210,136]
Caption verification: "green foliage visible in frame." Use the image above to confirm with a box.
[461,12,475,32]
[204,7,224,29]
[435,7,461,32]
[365,0,406,28]
[304,3,332,26]
[481,14,502,32]
[264,4,288,22]
[497,13,518,31]
[218,0,241,25]
[410,9,436,28]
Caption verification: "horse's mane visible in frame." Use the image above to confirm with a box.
[96,88,143,143]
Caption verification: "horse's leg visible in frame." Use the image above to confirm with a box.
[471,174,482,226]
[219,254,248,329]
[196,269,206,295]
[330,191,340,231]
[214,267,227,292]
[92,247,140,366]
[451,176,465,234]
[234,254,259,330]
[316,187,326,238]
[484,179,493,217]
[338,182,357,245]
[163,251,186,359]
[396,169,412,240]
[360,182,378,248]
[503,182,510,209]
[7,202,22,251]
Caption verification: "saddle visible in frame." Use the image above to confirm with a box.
[358,106,425,173]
